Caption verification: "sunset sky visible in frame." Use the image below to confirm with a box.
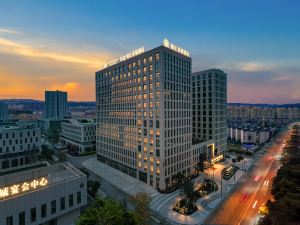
[0,0,299,103]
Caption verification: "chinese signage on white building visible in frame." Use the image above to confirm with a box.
[0,177,48,200]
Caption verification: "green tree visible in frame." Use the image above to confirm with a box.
[87,180,101,198]
[76,198,137,225]
[129,192,151,225]
[181,180,194,199]
[196,153,206,173]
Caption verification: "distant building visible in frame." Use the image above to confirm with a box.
[0,102,8,121]
[228,105,300,123]
[45,91,68,119]
[192,69,228,156]
[228,125,270,145]
[60,119,96,153]
[0,123,41,174]
[0,163,87,225]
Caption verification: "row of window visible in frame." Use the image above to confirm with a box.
[5,191,81,225]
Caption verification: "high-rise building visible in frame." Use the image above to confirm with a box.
[192,69,227,156]
[0,102,8,121]
[96,40,203,191]
[45,90,68,119]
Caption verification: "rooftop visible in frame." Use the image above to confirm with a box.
[0,163,86,202]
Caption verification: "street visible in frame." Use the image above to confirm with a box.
[205,128,291,225]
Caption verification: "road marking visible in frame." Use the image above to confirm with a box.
[156,192,180,211]
[150,216,160,223]
[252,200,258,208]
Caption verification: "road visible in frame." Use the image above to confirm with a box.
[205,128,291,225]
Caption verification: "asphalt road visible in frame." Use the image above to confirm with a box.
[205,129,291,225]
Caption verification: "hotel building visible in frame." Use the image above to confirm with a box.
[192,69,227,156]
[0,163,87,225]
[45,91,68,120]
[96,40,215,191]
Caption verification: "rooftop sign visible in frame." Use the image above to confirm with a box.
[104,47,145,68]
[162,38,190,57]
[0,177,48,201]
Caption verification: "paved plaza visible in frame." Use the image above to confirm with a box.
[81,155,255,225]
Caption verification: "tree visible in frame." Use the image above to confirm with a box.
[196,153,206,173]
[76,198,138,225]
[88,180,101,198]
[181,180,194,199]
[129,192,151,225]
[176,172,185,186]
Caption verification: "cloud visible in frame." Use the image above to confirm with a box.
[0,28,23,35]
[0,37,108,69]
[220,61,276,72]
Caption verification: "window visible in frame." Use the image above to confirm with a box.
[41,203,47,218]
[19,212,25,225]
[6,216,13,225]
[60,197,65,210]
[30,208,36,222]
[77,191,81,204]
[51,200,56,214]
[69,194,74,207]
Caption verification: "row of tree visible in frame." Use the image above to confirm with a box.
[259,125,300,225]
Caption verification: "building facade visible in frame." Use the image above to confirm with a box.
[60,119,96,153]
[192,69,227,156]
[0,123,41,174]
[0,102,8,121]
[96,41,205,190]
[45,91,68,120]
[0,163,87,225]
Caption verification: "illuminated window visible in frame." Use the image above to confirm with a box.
[156,168,160,175]
[156,159,160,165]
[155,53,159,61]
[150,166,154,172]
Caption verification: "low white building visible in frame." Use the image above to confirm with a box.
[0,124,41,174]
[0,162,87,225]
[228,126,270,145]
[60,119,96,153]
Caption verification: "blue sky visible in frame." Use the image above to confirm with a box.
[0,0,299,103]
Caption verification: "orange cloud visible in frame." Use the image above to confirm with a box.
[0,36,110,69]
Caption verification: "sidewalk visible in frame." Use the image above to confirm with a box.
[82,158,158,196]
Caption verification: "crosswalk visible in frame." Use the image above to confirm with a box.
[150,190,180,212]
[239,176,248,183]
